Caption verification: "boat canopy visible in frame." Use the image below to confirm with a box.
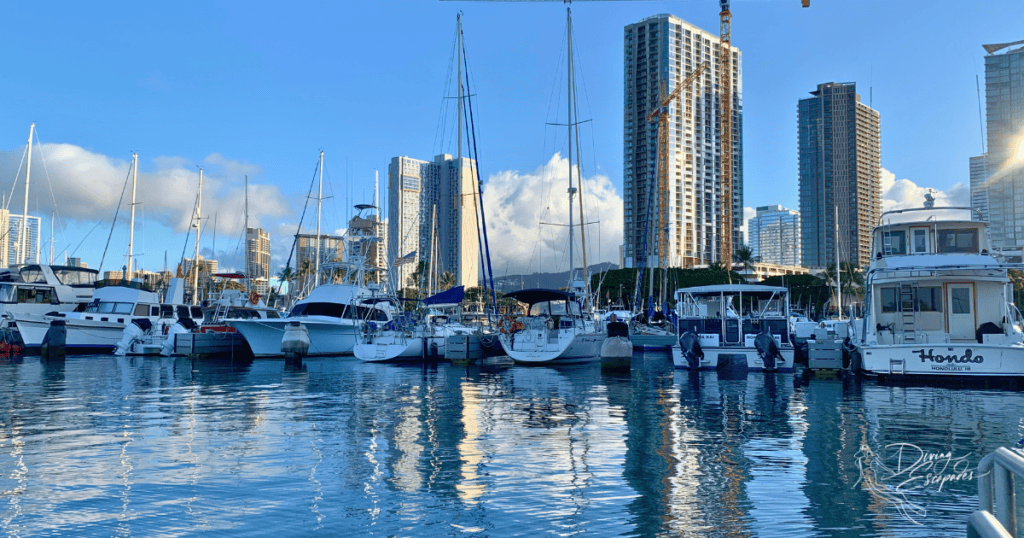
[503,288,578,306]
[674,284,788,299]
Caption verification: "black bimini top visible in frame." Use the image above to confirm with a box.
[502,288,577,306]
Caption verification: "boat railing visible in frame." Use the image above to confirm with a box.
[969,447,1024,538]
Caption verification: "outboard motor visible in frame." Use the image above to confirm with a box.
[754,332,783,371]
[160,318,197,356]
[678,331,704,369]
[281,321,310,358]
[115,318,154,356]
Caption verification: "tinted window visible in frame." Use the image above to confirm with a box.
[937,229,978,253]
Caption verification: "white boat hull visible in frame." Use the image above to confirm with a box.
[15,314,123,352]
[227,318,358,357]
[353,334,446,362]
[499,329,604,364]
[859,342,1024,377]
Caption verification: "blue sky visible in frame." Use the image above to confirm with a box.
[0,0,1020,278]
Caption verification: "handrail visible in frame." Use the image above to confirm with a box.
[972,447,1024,537]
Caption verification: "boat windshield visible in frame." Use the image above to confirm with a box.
[86,301,135,314]
[528,300,581,317]
[53,268,98,287]
[19,268,46,284]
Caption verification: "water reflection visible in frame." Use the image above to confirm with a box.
[0,354,1021,536]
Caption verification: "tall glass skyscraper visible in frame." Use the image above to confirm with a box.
[748,205,801,267]
[983,41,1024,249]
[798,82,881,269]
[622,14,742,269]
[6,214,41,267]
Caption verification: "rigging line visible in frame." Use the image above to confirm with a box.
[69,219,105,258]
[98,161,134,275]
[5,145,28,212]
[462,30,498,313]
[176,180,202,280]
[434,25,459,156]
[543,23,569,164]
[32,128,70,256]
[274,155,322,299]
[569,25,590,293]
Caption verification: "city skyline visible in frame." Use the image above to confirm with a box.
[0,1,1016,277]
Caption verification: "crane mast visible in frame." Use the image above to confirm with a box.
[647,62,708,272]
[719,0,733,269]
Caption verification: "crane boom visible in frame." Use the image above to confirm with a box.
[647,62,708,272]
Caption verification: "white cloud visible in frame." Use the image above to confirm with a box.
[483,154,622,276]
[880,167,969,212]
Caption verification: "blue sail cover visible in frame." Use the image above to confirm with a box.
[423,286,465,306]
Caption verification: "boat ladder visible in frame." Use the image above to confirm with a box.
[882,223,895,256]
[898,284,919,343]
[968,447,1024,538]
[212,302,230,322]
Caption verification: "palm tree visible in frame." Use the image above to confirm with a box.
[733,244,758,276]
[438,271,457,291]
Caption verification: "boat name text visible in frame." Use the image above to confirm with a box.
[912,348,983,364]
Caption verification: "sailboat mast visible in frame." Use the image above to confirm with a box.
[19,123,34,266]
[244,175,250,295]
[128,152,138,280]
[835,203,842,320]
[194,168,203,304]
[566,7,576,288]
[49,212,54,264]
[458,13,463,168]
[315,151,323,287]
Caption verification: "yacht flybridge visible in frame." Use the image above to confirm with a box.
[855,203,1024,379]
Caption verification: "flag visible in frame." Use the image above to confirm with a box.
[393,251,417,266]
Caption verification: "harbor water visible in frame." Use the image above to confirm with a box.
[0,352,1021,536]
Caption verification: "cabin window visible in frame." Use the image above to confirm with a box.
[151,306,160,316]
[880,287,942,313]
[884,231,907,254]
[160,305,174,318]
[19,269,45,283]
[191,306,203,318]
[176,306,190,319]
[17,288,51,304]
[0,285,15,303]
[912,229,928,253]
[87,301,133,314]
[937,229,978,253]
[134,304,149,316]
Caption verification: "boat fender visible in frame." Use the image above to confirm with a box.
[281,321,310,357]
[754,332,782,371]
[678,331,704,369]
[545,317,555,330]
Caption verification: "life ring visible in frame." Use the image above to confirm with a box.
[249,291,260,304]
[511,321,525,332]
[498,316,515,334]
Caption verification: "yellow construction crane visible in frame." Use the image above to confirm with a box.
[646,62,709,271]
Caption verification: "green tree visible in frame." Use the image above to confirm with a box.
[733,244,758,275]
[438,271,457,291]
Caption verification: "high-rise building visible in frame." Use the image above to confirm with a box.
[798,82,881,269]
[970,154,990,222]
[245,227,271,295]
[622,14,743,269]
[6,214,41,267]
[387,154,479,291]
[748,205,801,267]
[182,256,218,303]
[983,41,1024,248]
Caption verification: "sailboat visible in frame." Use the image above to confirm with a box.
[497,6,604,364]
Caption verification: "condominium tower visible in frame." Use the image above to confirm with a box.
[5,214,41,267]
[622,14,743,269]
[982,41,1024,248]
[246,227,271,295]
[387,154,479,291]
[798,82,881,268]
[748,205,801,267]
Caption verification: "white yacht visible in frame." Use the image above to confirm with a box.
[671,284,795,371]
[854,204,1024,379]
[497,289,604,364]
[13,279,203,353]
[0,264,98,323]
[228,204,393,358]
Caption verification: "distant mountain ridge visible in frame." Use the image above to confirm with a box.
[492,262,618,293]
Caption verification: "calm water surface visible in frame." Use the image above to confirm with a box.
[0,352,1021,537]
